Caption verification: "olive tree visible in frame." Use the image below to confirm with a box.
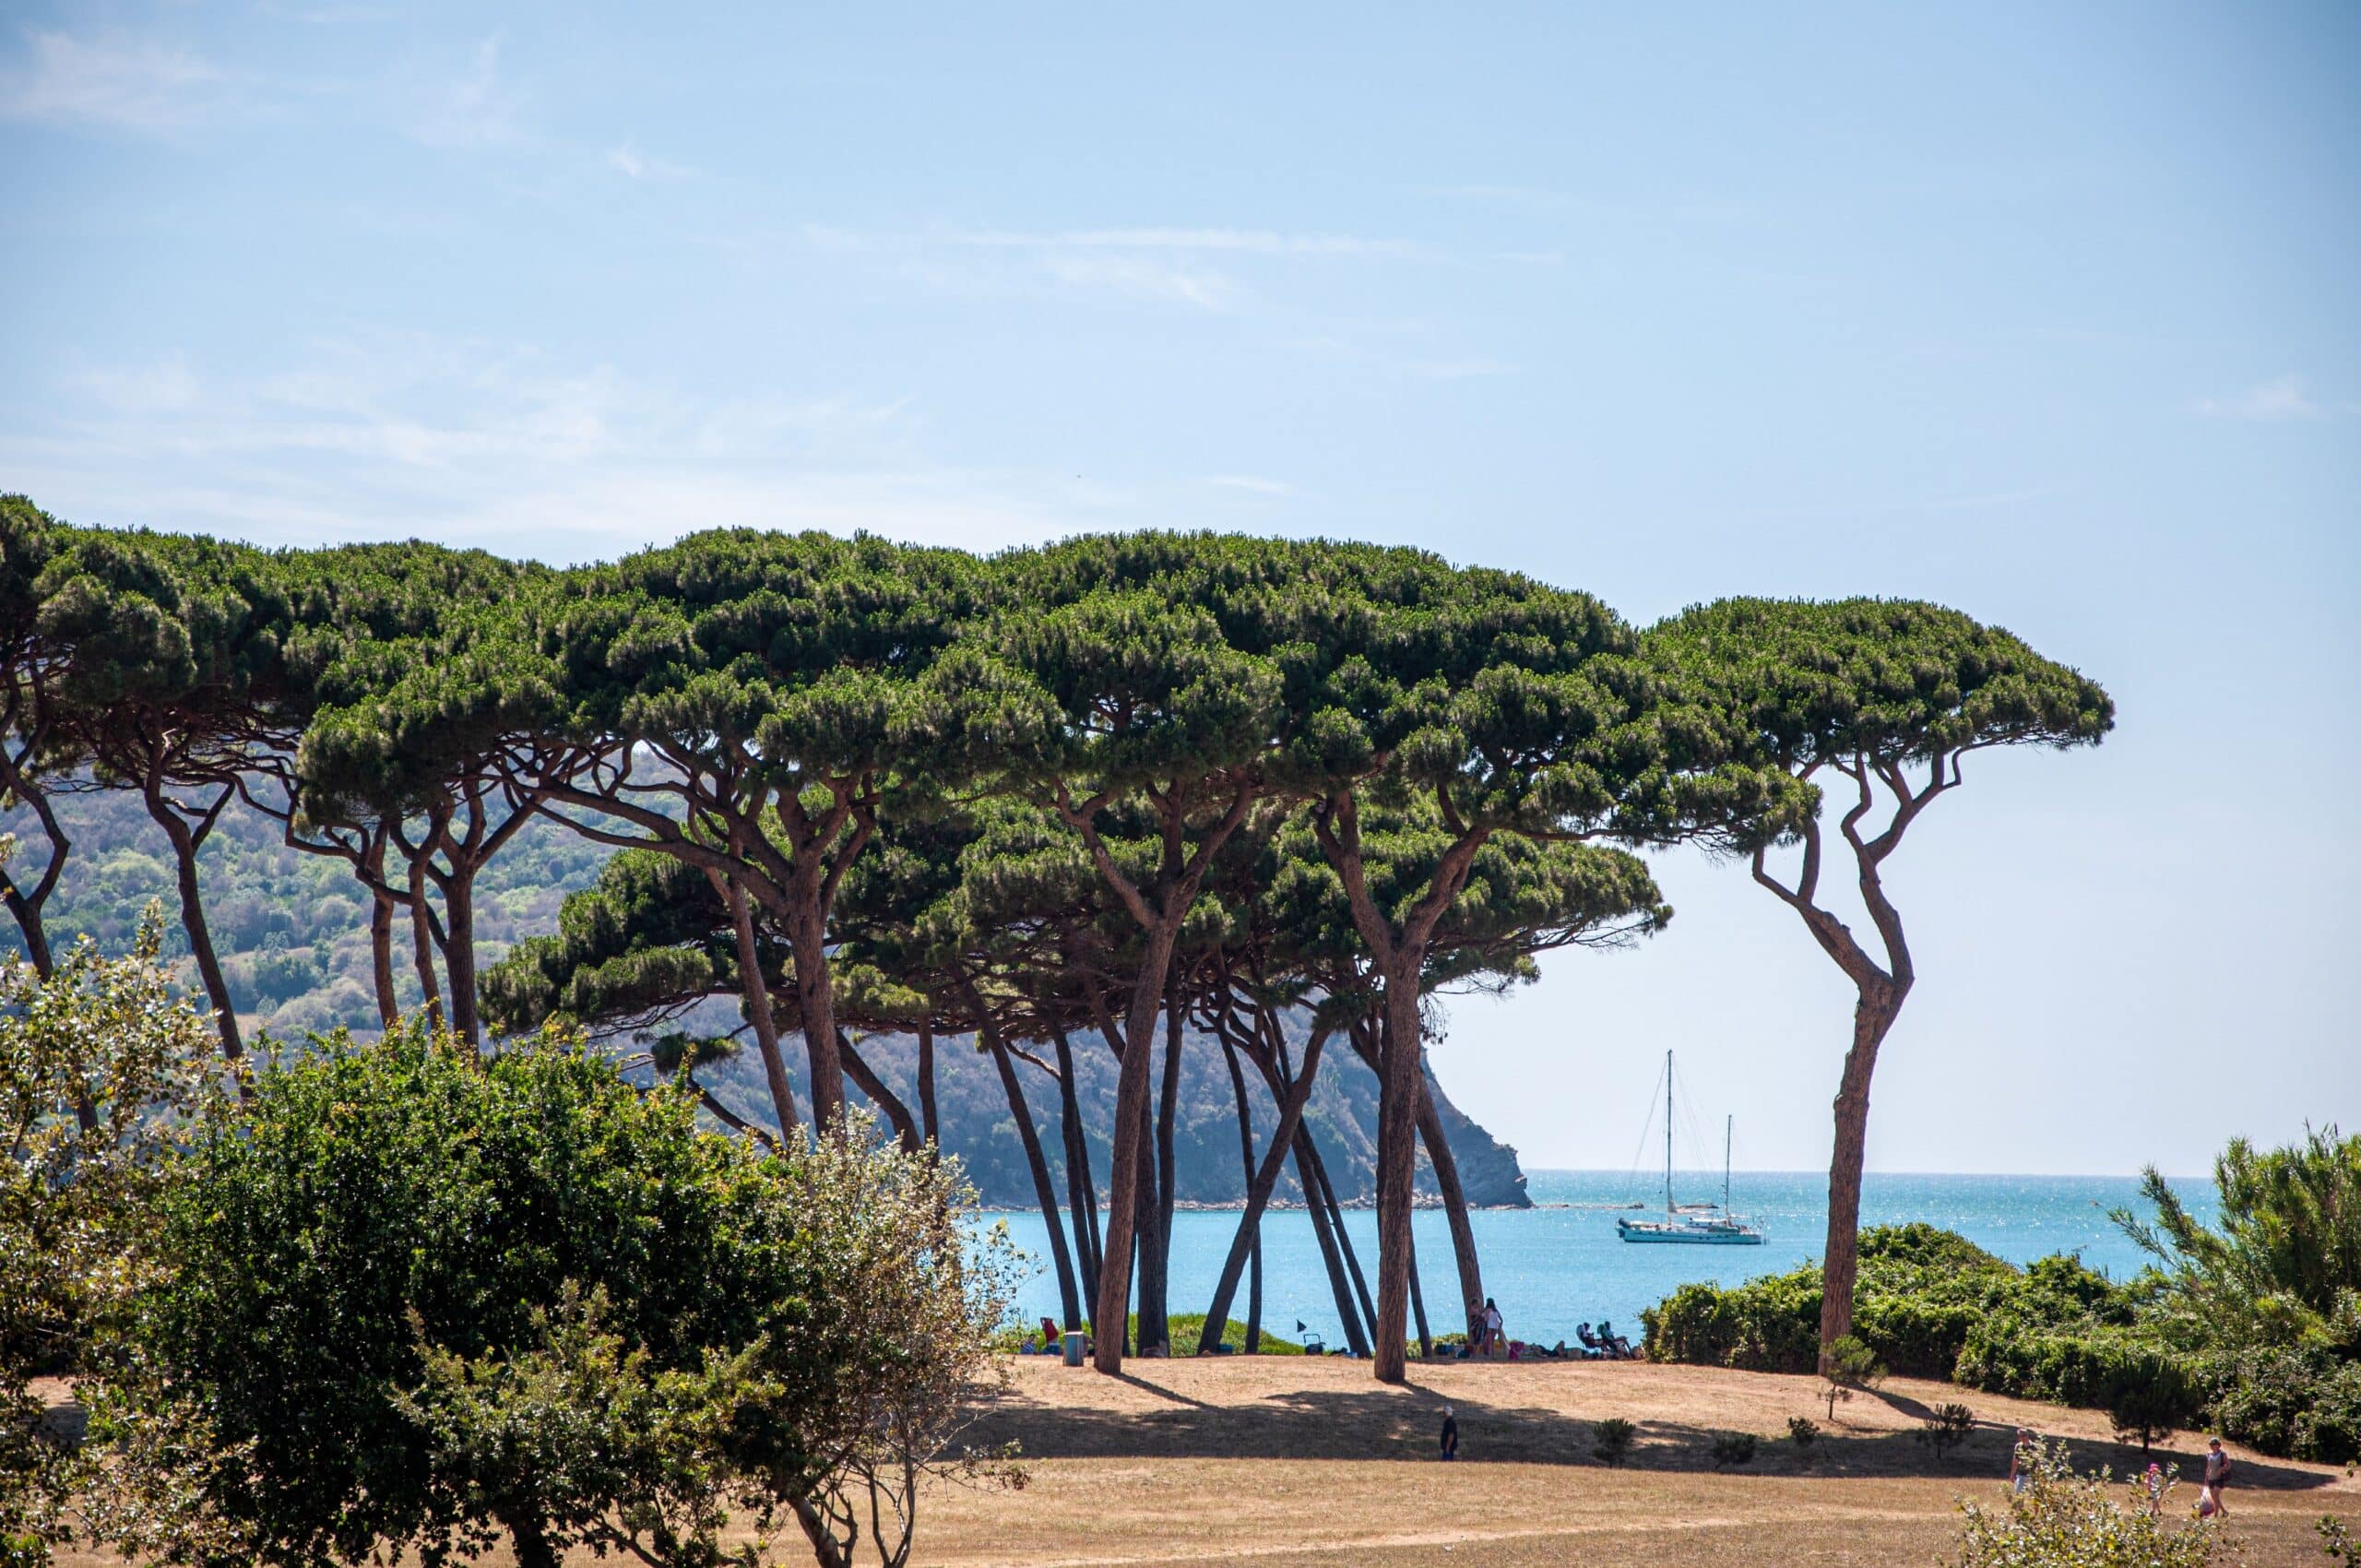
[1647,598,2111,1366]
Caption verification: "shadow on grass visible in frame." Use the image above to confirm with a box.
[970,1381,2340,1492]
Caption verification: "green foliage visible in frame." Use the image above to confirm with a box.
[2103,1348,2199,1455]
[89,1027,1013,1568]
[2320,1515,2355,1562]
[0,906,224,1566]
[1822,1335,1886,1420]
[1916,1402,1977,1463]
[1708,1431,1756,1467]
[1786,1415,1821,1454]
[2117,1127,2361,1466]
[1944,1439,2231,1568]
[1592,1417,1636,1467]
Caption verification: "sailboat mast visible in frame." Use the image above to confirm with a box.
[1724,1114,1732,1212]
[1664,1048,1674,1215]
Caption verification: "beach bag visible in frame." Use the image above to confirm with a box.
[2196,1486,2217,1519]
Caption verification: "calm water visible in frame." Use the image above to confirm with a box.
[987,1169,2216,1350]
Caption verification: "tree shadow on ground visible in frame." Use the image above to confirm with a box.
[969,1375,2340,1492]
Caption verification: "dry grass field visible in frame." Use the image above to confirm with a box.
[46,1356,2360,1565]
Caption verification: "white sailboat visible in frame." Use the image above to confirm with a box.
[1617,1051,1764,1245]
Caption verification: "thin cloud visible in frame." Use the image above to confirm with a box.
[406,32,524,148]
[1204,474,1298,498]
[2196,375,2323,422]
[1,30,226,133]
[956,226,1424,259]
[1039,252,1237,311]
[607,141,699,182]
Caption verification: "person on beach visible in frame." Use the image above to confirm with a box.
[2143,1462,2165,1515]
[2202,1438,2232,1518]
[1440,1406,1459,1461]
[2009,1430,2034,1495]
[1481,1299,1504,1357]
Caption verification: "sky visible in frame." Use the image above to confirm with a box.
[2,3,2354,1176]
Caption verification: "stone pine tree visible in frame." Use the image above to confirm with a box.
[917,539,1290,1371]
[0,496,79,978]
[1291,556,1797,1384]
[527,529,972,1127]
[1647,598,2112,1367]
[39,530,297,1063]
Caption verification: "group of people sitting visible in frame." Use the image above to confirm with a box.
[1456,1302,1637,1360]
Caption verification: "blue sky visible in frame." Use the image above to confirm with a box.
[3,3,2354,1174]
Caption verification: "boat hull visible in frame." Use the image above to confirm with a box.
[1617,1222,1764,1245]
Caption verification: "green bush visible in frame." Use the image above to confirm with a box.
[1947,1438,2232,1567]
[2196,1345,2361,1467]
[1593,1418,1636,1467]
[1708,1431,1756,1467]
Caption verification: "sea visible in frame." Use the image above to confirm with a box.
[987,1169,2218,1352]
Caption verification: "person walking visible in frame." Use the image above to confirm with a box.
[2202,1437,2232,1519]
[1439,1405,1459,1461]
[2009,1430,2034,1495]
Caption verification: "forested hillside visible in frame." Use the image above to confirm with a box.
[2,782,1529,1209]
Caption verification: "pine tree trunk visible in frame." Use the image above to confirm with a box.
[1291,1123,1369,1355]
[148,794,241,1063]
[1414,1076,1487,1332]
[988,1034,1083,1328]
[1818,979,1905,1365]
[1199,1032,1323,1353]
[839,1029,920,1153]
[1407,1226,1432,1358]
[917,1022,938,1145]
[1306,1129,1379,1343]
[442,867,480,1045]
[1053,1028,1101,1310]
[718,873,796,1134]
[407,851,443,1028]
[1093,920,1180,1372]
[1370,964,1424,1382]
[1132,1079,1166,1354]
[789,900,846,1128]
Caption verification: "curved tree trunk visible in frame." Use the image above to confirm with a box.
[1199,1030,1323,1352]
[364,837,400,1028]
[1407,1227,1432,1358]
[1053,1027,1102,1311]
[987,1032,1083,1329]
[1818,979,1905,1361]
[1220,1036,1263,1351]
[1138,991,1184,1354]
[838,1029,920,1154]
[1092,920,1180,1372]
[713,871,797,1135]
[788,902,847,1129]
[144,781,242,1063]
[1414,1077,1487,1332]
[1292,1123,1369,1356]
[1306,1128,1378,1344]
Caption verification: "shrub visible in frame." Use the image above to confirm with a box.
[1709,1431,1757,1467]
[1915,1402,1976,1463]
[1946,1439,2232,1567]
[1592,1418,1636,1467]
[87,1026,1017,1568]
[2197,1345,2361,1467]
[1822,1335,1886,1420]
[2102,1347,2199,1455]
[1787,1415,1821,1454]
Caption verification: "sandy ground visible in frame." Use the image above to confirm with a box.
[43,1357,2360,1565]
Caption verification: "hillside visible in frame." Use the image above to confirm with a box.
[1,785,1529,1209]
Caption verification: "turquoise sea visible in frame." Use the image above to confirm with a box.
[990,1169,2217,1351]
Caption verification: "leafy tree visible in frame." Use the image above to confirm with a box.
[528,529,973,1128]
[1648,598,2112,1368]
[0,498,81,980]
[38,529,301,1063]
[1592,1417,1636,1467]
[99,1027,864,1567]
[919,538,1295,1368]
[0,901,222,1567]
[1293,554,1793,1384]
[2116,1125,2361,1354]
[2103,1349,2197,1455]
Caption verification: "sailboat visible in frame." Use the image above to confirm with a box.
[1617,1051,1764,1245]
